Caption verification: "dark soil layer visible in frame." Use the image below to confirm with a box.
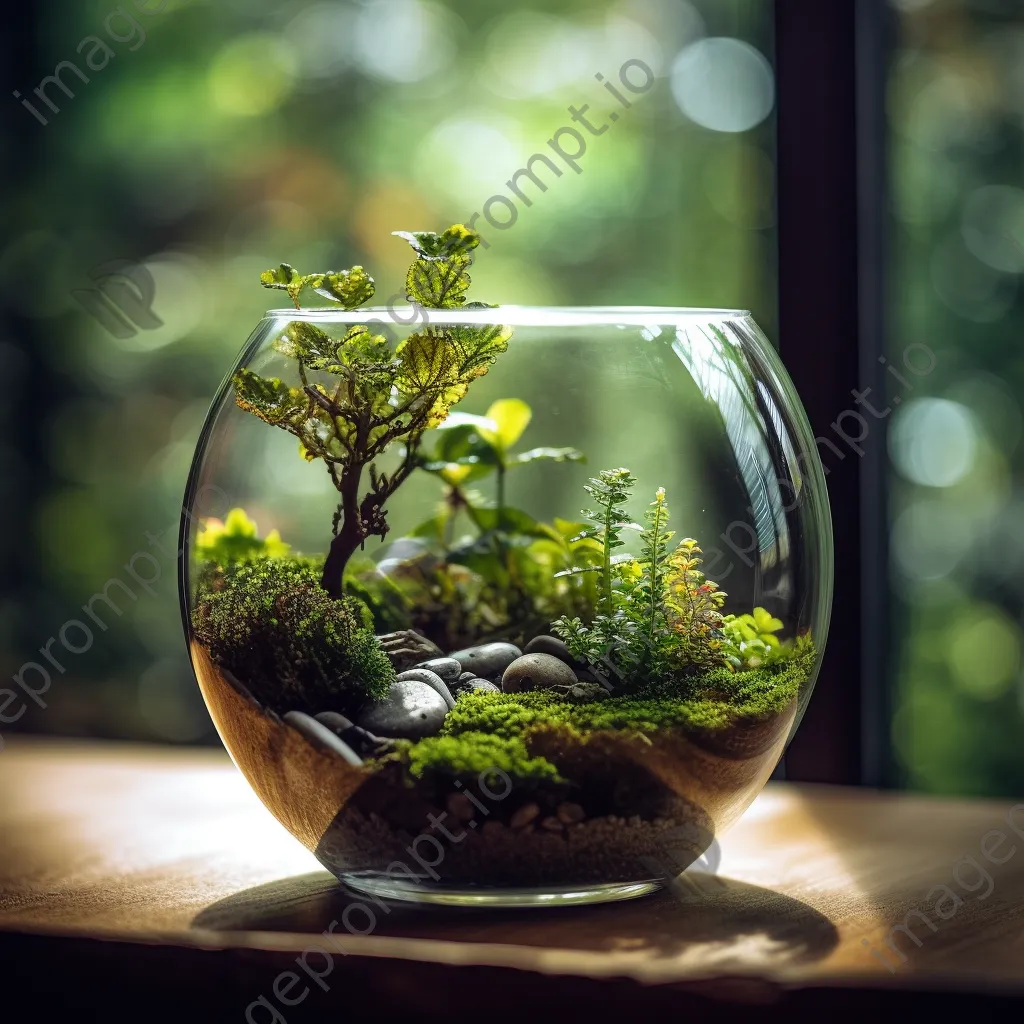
[316,802,715,887]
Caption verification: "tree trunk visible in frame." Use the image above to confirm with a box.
[321,467,363,597]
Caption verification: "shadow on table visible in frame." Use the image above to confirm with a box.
[192,870,838,968]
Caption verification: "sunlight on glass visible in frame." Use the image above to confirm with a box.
[890,398,978,487]
[209,34,297,117]
[354,0,457,83]
[949,609,1021,701]
[670,38,774,134]
[284,2,354,80]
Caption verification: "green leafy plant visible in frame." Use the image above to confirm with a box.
[663,538,728,670]
[720,606,791,671]
[195,507,290,565]
[555,468,638,617]
[552,470,736,687]
[232,224,511,598]
[419,397,584,531]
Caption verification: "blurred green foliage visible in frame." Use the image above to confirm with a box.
[889,0,1024,796]
[1,0,776,744]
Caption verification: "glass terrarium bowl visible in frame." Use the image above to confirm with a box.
[180,305,832,908]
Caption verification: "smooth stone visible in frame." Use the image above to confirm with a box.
[510,802,540,829]
[450,642,522,680]
[557,801,586,824]
[457,671,476,684]
[314,711,394,758]
[284,711,364,766]
[502,653,577,693]
[356,680,449,739]
[413,657,462,684]
[314,710,355,732]
[523,635,577,666]
[465,679,500,694]
[396,668,456,710]
[376,630,444,670]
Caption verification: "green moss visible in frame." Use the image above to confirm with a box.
[404,731,562,782]
[435,635,816,750]
[441,690,566,738]
[192,555,394,715]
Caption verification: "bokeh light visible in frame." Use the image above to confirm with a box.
[670,38,774,133]
[948,608,1021,701]
[284,3,355,82]
[209,33,298,117]
[353,0,458,83]
[889,398,978,488]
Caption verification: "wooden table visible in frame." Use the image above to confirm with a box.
[2,738,1024,1020]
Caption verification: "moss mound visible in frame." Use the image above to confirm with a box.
[191,556,394,716]
[395,635,815,782]
[404,732,563,783]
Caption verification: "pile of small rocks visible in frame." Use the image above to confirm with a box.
[285,632,609,766]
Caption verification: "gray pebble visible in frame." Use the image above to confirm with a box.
[396,668,456,709]
[464,679,500,694]
[523,635,576,666]
[314,710,355,732]
[413,657,462,683]
[315,711,394,758]
[356,680,449,739]
[450,642,522,680]
[376,629,443,670]
[284,711,364,766]
[502,653,578,693]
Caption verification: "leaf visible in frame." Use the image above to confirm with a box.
[447,323,513,382]
[394,224,481,261]
[407,515,448,542]
[308,266,375,309]
[274,321,336,368]
[395,329,468,427]
[439,223,481,255]
[508,446,585,466]
[486,398,531,452]
[393,230,446,259]
[467,505,550,537]
[260,264,304,307]
[752,606,784,635]
[232,367,308,427]
[406,254,472,308]
[396,329,457,392]
[554,565,603,578]
[396,324,512,428]
[436,412,500,442]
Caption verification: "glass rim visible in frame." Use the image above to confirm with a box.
[262,304,753,326]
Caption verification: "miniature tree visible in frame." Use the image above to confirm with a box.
[232,225,512,597]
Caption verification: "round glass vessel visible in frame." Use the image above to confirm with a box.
[180,305,832,907]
